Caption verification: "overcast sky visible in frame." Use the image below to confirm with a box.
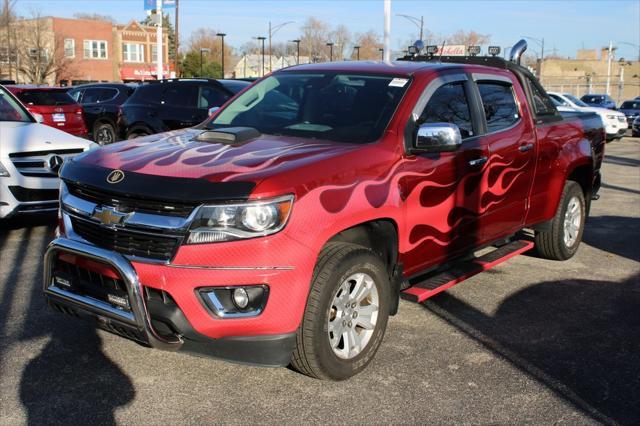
[14,0,640,59]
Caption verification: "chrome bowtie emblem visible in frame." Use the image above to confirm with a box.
[47,155,64,173]
[92,206,128,227]
[107,169,125,184]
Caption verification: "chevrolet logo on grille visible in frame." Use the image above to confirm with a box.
[92,206,129,227]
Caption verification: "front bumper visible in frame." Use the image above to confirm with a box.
[0,181,59,219]
[43,237,297,366]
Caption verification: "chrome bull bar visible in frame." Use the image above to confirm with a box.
[43,237,183,351]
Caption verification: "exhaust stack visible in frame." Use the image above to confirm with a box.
[509,39,528,64]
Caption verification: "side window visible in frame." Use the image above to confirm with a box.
[477,81,520,133]
[419,82,474,139]
[68,89,82,102]
[97,88,118,103]
[197,86,230,109]
[80,88,102,104]
[527,78,556,116]
[161,84,197,108]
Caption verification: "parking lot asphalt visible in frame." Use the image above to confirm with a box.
[0,137,638,425]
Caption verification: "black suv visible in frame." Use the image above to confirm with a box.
[117,79,249,139]
[68,83,136,145]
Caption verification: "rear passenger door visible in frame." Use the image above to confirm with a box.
[472,75,536,240]
[158,83,199,130]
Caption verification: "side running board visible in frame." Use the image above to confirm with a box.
[401,240,535,303]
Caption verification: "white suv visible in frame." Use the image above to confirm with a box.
[548,92,627,141]
[0,85,97,219]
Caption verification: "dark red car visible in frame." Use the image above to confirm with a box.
[6,86,88,137]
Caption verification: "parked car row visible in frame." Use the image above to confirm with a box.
[2,78,251,145]
[548,92,628,141]
[578,94,640,126]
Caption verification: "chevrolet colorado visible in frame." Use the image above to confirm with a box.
[44,41,605,380]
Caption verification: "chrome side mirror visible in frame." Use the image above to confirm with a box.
[414,123,462,152]
[32,113,44,123]
[208,106,220,117]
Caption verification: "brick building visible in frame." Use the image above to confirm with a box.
[0,16,170,86]
[539,48,640,104]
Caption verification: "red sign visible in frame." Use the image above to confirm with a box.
[120,65,171,81]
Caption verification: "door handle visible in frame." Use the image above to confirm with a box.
[519,143,534,152]
[468,156,488,167]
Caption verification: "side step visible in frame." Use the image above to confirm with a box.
[401,240,535,303]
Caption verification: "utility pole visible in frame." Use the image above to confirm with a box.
[606,40,613,95]
[290,39,300,64]
[217,33,226,78]
[156,0,163,80]
[383,0,391,62]
[174,0,179,77]
[354,45,360,60]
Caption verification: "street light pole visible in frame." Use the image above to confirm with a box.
[354,45,360,60]
[290,39,301,64]
[156,0,163,80]
[268,21,294,72]
[326,42,334,62]
[396,13,424,41]
[199,47,210,77]
[256,36,266,76]
[216,33,226,78]
[379,48,384,60]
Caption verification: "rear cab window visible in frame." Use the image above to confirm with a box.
[476,81,520,133]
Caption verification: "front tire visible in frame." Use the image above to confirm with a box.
[535,181,586,260]
[291,243,390,380]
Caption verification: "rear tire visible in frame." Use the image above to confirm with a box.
[535,181,586,260]
[94,122,116,145]
[291,243,390,380]
[127,128,151,139]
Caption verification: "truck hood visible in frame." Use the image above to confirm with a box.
[76,127,360,183]
[0,121,96,156]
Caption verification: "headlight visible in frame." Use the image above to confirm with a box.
[187,195,294,244]
[606,115,616,120]
[0,161,10,177]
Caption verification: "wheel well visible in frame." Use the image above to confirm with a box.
[327,219,399,273]
[567,164,593,213]
[326,219,402,315]
[127,123,153,138]
[94,118,115,129]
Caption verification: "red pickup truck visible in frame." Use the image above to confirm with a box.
[44,41,604,380]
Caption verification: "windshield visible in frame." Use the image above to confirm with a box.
[15,90,75,106]
[206,72,410,144]
[565,94,588,107]
[0,87,32,122]
[620,101,640,109]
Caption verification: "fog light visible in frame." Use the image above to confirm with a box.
[232,288,249,309]
[199,285,269,318]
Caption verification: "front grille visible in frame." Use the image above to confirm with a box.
[71,216,180,261]
[8,186,59,202]
[10,149,84,178]
[67,183,197,217]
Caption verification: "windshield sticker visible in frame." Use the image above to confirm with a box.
[389,78,408,88]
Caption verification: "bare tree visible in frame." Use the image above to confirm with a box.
[330,24,351,60]
[352,30,383,60]
[0,0,18,80]
[14,14,75,84]
[300,17,330,61]
[447,30,491,46]
[187,27,234,75]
